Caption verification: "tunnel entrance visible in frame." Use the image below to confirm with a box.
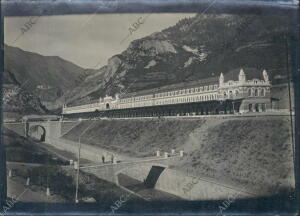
[117,165,166,189]
[116,165,179,200]
[144,166,166,188]
[28,125,46,142]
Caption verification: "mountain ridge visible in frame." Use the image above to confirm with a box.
[4,13,295,111]
[65,13,294,106]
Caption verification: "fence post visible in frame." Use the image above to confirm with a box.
[164,152,168,158]
[74,162,78,170]
[46,187,50,196]
[180,150,184,157]
[113,156,117,164]
[156,150,160,157]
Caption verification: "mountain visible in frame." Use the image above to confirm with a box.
[65,13,295,106]
[3,84,48,115]
[4,13,296,112]
[3,45,97,113]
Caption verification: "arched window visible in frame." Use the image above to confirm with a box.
[255,104,259,112]
[248,89,251,96]
[249,104,252,112]
[229,91,233,99]
[261,88,265,96]
[254,89,258,97]
[262,103,266,112]
[235,90,239,96]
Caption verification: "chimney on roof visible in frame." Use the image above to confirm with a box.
[239,68,246,82]
[263,69,269,82]
[219,73,224,85]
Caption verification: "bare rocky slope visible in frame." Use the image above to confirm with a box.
[62,116,295,195]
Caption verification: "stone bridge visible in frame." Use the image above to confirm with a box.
[24,120,62,142]
[4,120,63,144]
[78,155,180,187]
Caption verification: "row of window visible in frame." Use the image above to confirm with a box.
[248,103,267,112]
[155,85,219,98]
[222,88,266,98]
[225,79,267,86]
[65,102,100,111]
[119,85,219,103]
[115,94,219,109]
[120,94,152,103]
[248,88,265,97]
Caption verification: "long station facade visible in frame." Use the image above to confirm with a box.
[62,68,272,118]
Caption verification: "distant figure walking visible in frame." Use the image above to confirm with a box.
[111,154,114,164]
[102,155,105,163]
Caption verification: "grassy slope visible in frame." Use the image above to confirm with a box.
[175,117,295,194]
[62,116,295,193]
[4,127,67,165]
[63,118,206,157]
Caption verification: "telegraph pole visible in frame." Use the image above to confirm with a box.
[75,120,96,203]
[285,31,295,164]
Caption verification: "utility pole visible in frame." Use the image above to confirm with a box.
[75,120,96,203]
[285,31,295,165]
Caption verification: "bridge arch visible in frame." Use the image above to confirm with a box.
[28,125,46,142]
[115,163,168,188]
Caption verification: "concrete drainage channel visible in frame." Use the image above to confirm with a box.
[18,134,258,202]
[114,163,257,201]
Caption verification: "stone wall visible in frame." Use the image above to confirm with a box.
[3,123,25,136]
[155,168,255,200]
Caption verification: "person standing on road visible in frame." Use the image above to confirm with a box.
[111,154,114,163]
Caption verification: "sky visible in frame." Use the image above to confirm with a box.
[4,13,196,69]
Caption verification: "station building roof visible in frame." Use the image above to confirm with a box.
[121,76,219,98]
[224,68,264,82]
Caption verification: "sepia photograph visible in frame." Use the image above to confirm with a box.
[1,0,298,215]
